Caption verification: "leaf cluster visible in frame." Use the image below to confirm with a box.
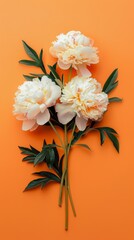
[19,140,64,191]
[95,127,119,152]
[103,69,122,103]
[19,41,64,89]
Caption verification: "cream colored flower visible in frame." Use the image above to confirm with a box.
[49,31,99,76]
[13,76,61,131]
[55,76,108,131]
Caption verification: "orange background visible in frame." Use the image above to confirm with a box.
[0,0,134,239]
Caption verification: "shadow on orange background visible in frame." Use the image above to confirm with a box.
[0,0,134,239]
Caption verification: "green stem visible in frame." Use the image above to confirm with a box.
[40,61,47,74]
[49,121,64,147]
[58,167,66,207]
[67,123,76,154]
[68,65,72,82]
[58,123,76,219]
[64,125,68,230]
[68,182,76,217]
[67,123,76,217]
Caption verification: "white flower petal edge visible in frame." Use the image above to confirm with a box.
[55,104,75,124]
[50,31,99,76]
[13,76,61,131]
[55,76,109,131]
[75,115,87,131]
[36,109,50,125]
[22,119,36,131]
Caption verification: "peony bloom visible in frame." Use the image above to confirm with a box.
[49,31,99,77]
[55,76,108,131]
[13,76,61,131]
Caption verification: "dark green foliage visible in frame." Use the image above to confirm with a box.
[24,177,56,191]
[109,97,122,103]
[48,63,61,80]
[103,69,118,94]
[75,144,91,151]
[96,127,119,152]
[48,106,64,129]
[23,75,34,81]
[19,41,46,74]
[19,60,40,67]
[71,121,95,146]
[71,130,86,145]
[33,171,61,183]
[19,139,65,191]
[22,40,39,61]
[19,139,64,180]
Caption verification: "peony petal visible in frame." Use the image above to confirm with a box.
[22,119,36,131]
[58,60,71,70]
[27,105,40,119]
[55,103,75,124]
[45,85,61,107]
[75,115,87,131]
[36,108,50,125]
[77,64,91,77]
[40,104,47,113]
[55,103,73,115]
[16,114,26,120]
[30,123,39,131]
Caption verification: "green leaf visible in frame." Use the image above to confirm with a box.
[71,130,85,145]
[75,143,91,151]
[104,82,118,94]
[71,122,96,146]
[52,140,59,168]
[96,127,119,152]
[99,130,106,145]
[34,150,46,166]
[22,156,35,162]
[30,73,45,78]
[106,132,119,153]
[24,178,51,191]
[19,146,36,155]
[39,49,47,74]
[43,139,47,148]
[96,127,117,134]
[96,127,118,134]
[48,64,60,80]
[45,148,55,168]
[19,60,40,67]
[67,119,75,131]
[23,75,34,81]
[109,97,122,103]
[55,78,63,88]
[33,171,60,183]
[39,49,43,61]
[30,145,40,154]
[103,69,118,93]
[49,106,64,129]
[22,41,39,61]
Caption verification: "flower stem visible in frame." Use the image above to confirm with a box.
[58,123,76,230]
[67,123,76,217]
[49,121,64,147]
[68,181,76,217]
[58,167,66,206]
[68,65,72,82]
[64,125,68,230]
[65,160,68,230]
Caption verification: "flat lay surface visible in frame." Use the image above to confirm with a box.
[0,0,134,239]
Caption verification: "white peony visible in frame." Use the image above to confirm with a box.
[13,76,61,131]
[55,76,108,131]
[49,31,99,77]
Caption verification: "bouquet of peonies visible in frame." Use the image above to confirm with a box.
[13,31,122,230]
